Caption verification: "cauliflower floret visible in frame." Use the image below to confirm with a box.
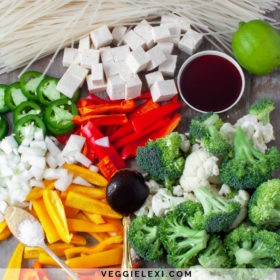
[173,184,184,197]
[145,179,160,194]
[152,188,185,216]
[134,195,154,218]
[221,114,274,153]
[180,134,190,153]
[180,149,219,194]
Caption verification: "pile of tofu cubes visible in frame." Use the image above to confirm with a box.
[57,14,203,102]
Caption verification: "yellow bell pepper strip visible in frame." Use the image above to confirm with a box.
[65,247,123,268]
[0,227,11,240]
[32,198,60,244]
[67,219,119,233]
[64,164,108,187]
[0,220,7,232]
[70,234,87,246]
[62,185,106,199]
[3,243,25,280]
[43,190,72,243]
[38,253,62,267]
[65,235,123,259]
[65,191,122,219]
[83,212,105,224]
[104,218,123,234]
[24,243,74,259]
[25,187,44,201]
[64,206,80,219]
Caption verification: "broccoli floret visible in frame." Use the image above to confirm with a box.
[224,224,280,268]
[193,186,241,233]
[198,236,233,268]
[220,126,280,190]
[248,98,275,125]
[128,215,164,262]
[136,132,185,189]
[159,204,209,268]
[248,179,280,229]
[189,112,231,156]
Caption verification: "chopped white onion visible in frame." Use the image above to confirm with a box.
[45,136,61,156]
[46,153,58,169]
[54,172,73,191]
[29,179,44,188]
[95,136,109,148]
[30,166,44,180]
[0,201,8,213]
[74,152,91,167]
[21,154,46,169]
[73,176,92,187]
[0,136,18,154]
[43,168,68,180]
[62,135,86,156]
[89,165,99,172]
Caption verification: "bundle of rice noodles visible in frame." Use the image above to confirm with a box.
[0,0,278,74]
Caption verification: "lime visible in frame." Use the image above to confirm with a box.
[232,20,280,75]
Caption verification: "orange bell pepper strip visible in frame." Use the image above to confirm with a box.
[67,219,119,233]
[43,190,72,243]
[0,227,11,240]
[65,235,123,259]
[24,243,74,259]
[70,234,87,246]
[83,212,105,225]
[65,247,123,268]
[104,218,123,234]
[79,100,136,116]
[64,164,108,187]
[19,269,40,280]
[0,220,7,233]
[3,243,25,280]
[38,253,62,267]
[65,191,122,219]
[72,114,129,126]
[62,185,106,200]
[32,198,60,244]
[64,206,80,218]
[97,155,118,180]
[33,261,51,280]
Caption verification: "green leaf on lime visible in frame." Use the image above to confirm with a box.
[232,20,280,75]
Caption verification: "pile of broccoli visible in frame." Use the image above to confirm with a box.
[136,132,186,190]
[131,98,280,270]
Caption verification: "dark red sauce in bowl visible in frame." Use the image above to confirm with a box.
[178,51,245,113]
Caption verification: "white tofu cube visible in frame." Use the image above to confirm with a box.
[159,55,177,77]
[125,47,150,73]
[86,75,107,93]
[80,49,100,69]
[178,29,203,55]
[78,36,90,51]
[150,80,178,102]
[123,30,146,50]
[118,62,134,81]
[103,61,119,78]
[91,63,104,85]
[151,26,171,43]
[161,14,191,32]
[145,71,164,88]
[90,25,113,49]
[100,47,113,63]
[134,23,154,49]
[161,23,181,43]
[111,45,130,62]
[125,75,142,100]
[62,48,79,67]
[57,64,88,98]
[107,75,126,100]
[112,26,127,45]
[146,45,167,71]
[157,42,174,55]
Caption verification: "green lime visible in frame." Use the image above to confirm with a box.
[232,20,280,75]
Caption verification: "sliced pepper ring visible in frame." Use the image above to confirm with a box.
[13,101,42,123]
[37,77,81,105]
[0,84,10,113]
[4,82,28,110]
[44,98,78,136]
[14,115,46,144]
[20,71,44,101]
[0,115,9,140]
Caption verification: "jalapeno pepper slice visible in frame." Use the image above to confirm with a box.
[4,82,28,110]
[20,71,44,101]
[14,115,46,144]
[37,77,81,105]
[0,115,9,140]
[13,101,43,123]
[44,99,78,135]
[0,84,10,113]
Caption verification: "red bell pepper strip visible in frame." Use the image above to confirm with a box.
[87,94,109,104]
[110,99,159,142]
[172,94,179,103]
[131,102,182,133]
[79,100,136,116]
[81,122,125,169]
[55,131,73,145]
[114,118,167,150]
[97,155,118,180]
[133,90,151,100]
[72,114,128,126]
[151,113,182,140]
[33,260,51,280]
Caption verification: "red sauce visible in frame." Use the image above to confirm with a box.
[179,55,242,112]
